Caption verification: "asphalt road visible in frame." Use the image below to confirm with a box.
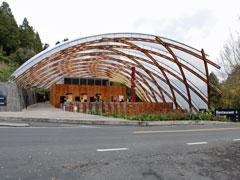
[1,122,240,180]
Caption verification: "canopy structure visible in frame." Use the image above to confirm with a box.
[11,33,220,111]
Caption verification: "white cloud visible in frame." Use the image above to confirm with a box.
[2,0,240,64]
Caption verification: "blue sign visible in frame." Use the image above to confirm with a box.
[0,96,7,106]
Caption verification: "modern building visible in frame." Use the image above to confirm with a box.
[10,33,220,112]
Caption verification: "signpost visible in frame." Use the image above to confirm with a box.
[215,109,239,122]
[0,96,7,106]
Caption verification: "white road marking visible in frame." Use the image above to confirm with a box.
[97,148,128,152]
[187,142,208,145]
[60,125,101,128]
[233,138,240,141]
[134,127,240,134]
[0,123,29,127]
[0,126,101,129]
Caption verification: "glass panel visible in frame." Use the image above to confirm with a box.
[72,78,79,85]
[190,89,207,110]
[102,79,109,86]
[64,78,71,84]
[88,78,94,85]
[95,79,101,86]
[80,78,87,85]
[174,90,189,111]
[183,69,207,98]
[171,48,206,75]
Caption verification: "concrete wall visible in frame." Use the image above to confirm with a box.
[0,82,37,112]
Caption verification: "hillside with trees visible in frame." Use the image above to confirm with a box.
[209,23,240,109]
[0,1,44,81]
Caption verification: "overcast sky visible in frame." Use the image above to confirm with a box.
[3,0,240,63]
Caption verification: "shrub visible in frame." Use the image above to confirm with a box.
[91,110,228,122]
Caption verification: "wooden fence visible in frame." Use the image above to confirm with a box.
[64,102,173,115]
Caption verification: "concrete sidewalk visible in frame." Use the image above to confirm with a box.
[0,102,237,126]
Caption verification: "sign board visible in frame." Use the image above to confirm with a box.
[215,109,239,122]
[0,96,7,106]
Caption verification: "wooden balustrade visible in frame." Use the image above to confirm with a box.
[63,102,173,115]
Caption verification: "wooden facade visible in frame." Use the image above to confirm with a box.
[50,84,126,108]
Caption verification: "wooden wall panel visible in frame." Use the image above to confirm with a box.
[50,84,126,108]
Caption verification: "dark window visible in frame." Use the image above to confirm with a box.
[88,78,94,85]
[90,96,95,102]
[60,96,66,103]
[111,96,114,102]
[102,80,109,86]
[75,96,80,102]
[80,78,87,85]
[64,78,109,86]
[95,79,101,86]
[72,78,79,85]
[64,78,71,84]
[96,93,101,102]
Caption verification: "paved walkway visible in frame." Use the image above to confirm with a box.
[0,102,128,121]
[0,102,236,126]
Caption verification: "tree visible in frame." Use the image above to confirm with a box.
[10,47,35,65]
[0,48,11,64]
[219,18,240,108]
[19,18,43,52]
[0,62,16,81]
[33,32,43,53]
[209,72,221,108]
[220,25,240,79]
[17,18,43,64]
[19,18,35,49]
[55,38,69,45]
[63,38,69,42]
[43,43,49,50]
[0,1,46,81]
[0,1,20,55]
[220,67,240,108]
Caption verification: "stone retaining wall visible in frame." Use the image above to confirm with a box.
[0,82,36,111]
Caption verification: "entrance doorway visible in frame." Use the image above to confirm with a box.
[96,93,101,102]
[90,96,95,102]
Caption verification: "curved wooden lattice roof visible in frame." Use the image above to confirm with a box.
[11,33,220,111]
